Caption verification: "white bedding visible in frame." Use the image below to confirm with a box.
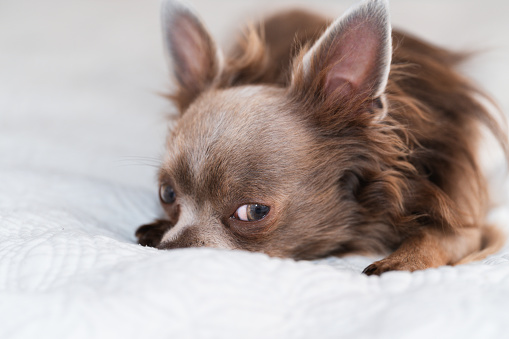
[2,1,509,338]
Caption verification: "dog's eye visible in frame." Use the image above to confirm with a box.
[234,204,270,222]
[159,184,176,204]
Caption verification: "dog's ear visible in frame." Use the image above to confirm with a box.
[161,0,222,112]
[291,0,391,120]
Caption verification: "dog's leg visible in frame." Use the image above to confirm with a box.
[135,219,173,247]
[362,227,483,275]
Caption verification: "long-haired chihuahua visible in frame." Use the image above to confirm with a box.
[135,0,508,275]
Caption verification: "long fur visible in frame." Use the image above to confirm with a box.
[219,13,508,243]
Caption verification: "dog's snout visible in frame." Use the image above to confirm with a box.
[157,226,205,250]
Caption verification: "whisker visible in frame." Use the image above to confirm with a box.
[114,162,161,169]
[115,155,163,168]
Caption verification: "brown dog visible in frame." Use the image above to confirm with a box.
[135,0,508,275]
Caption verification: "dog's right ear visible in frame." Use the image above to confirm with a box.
[161,0,222,112]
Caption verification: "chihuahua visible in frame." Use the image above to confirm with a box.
[135,0,508,275]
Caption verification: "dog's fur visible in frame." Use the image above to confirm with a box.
[136,0,508,275]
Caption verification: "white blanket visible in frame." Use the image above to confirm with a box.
[2,1,509,338]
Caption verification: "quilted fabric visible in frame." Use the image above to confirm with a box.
[2,0,509,338]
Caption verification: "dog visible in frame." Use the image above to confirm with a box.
[135,0,508,275]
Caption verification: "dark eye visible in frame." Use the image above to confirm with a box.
[234,204,270,222]
[159,184,176,204]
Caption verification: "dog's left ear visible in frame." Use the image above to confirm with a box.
[161,0,222,112]
[291,0,392,119]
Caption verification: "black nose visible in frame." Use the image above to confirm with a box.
[157,226,205,250]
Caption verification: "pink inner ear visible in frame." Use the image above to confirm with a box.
[323,21,383,99]
[169,15,216,90]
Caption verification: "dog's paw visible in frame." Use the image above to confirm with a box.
[362,260,395,276]
[135,219,173,248]
[362,257,428,276]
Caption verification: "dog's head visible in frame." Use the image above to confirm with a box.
[156,0,399,259]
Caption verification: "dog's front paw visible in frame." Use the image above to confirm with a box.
[135,219,173,248]
[362,260,395,276]
[362,257,428,276]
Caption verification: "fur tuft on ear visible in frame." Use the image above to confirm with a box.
[161,0,223,112]
[290,0,392,119]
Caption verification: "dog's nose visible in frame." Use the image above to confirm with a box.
[157,226,205,250]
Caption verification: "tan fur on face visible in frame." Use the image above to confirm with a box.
[137,0,508,274]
